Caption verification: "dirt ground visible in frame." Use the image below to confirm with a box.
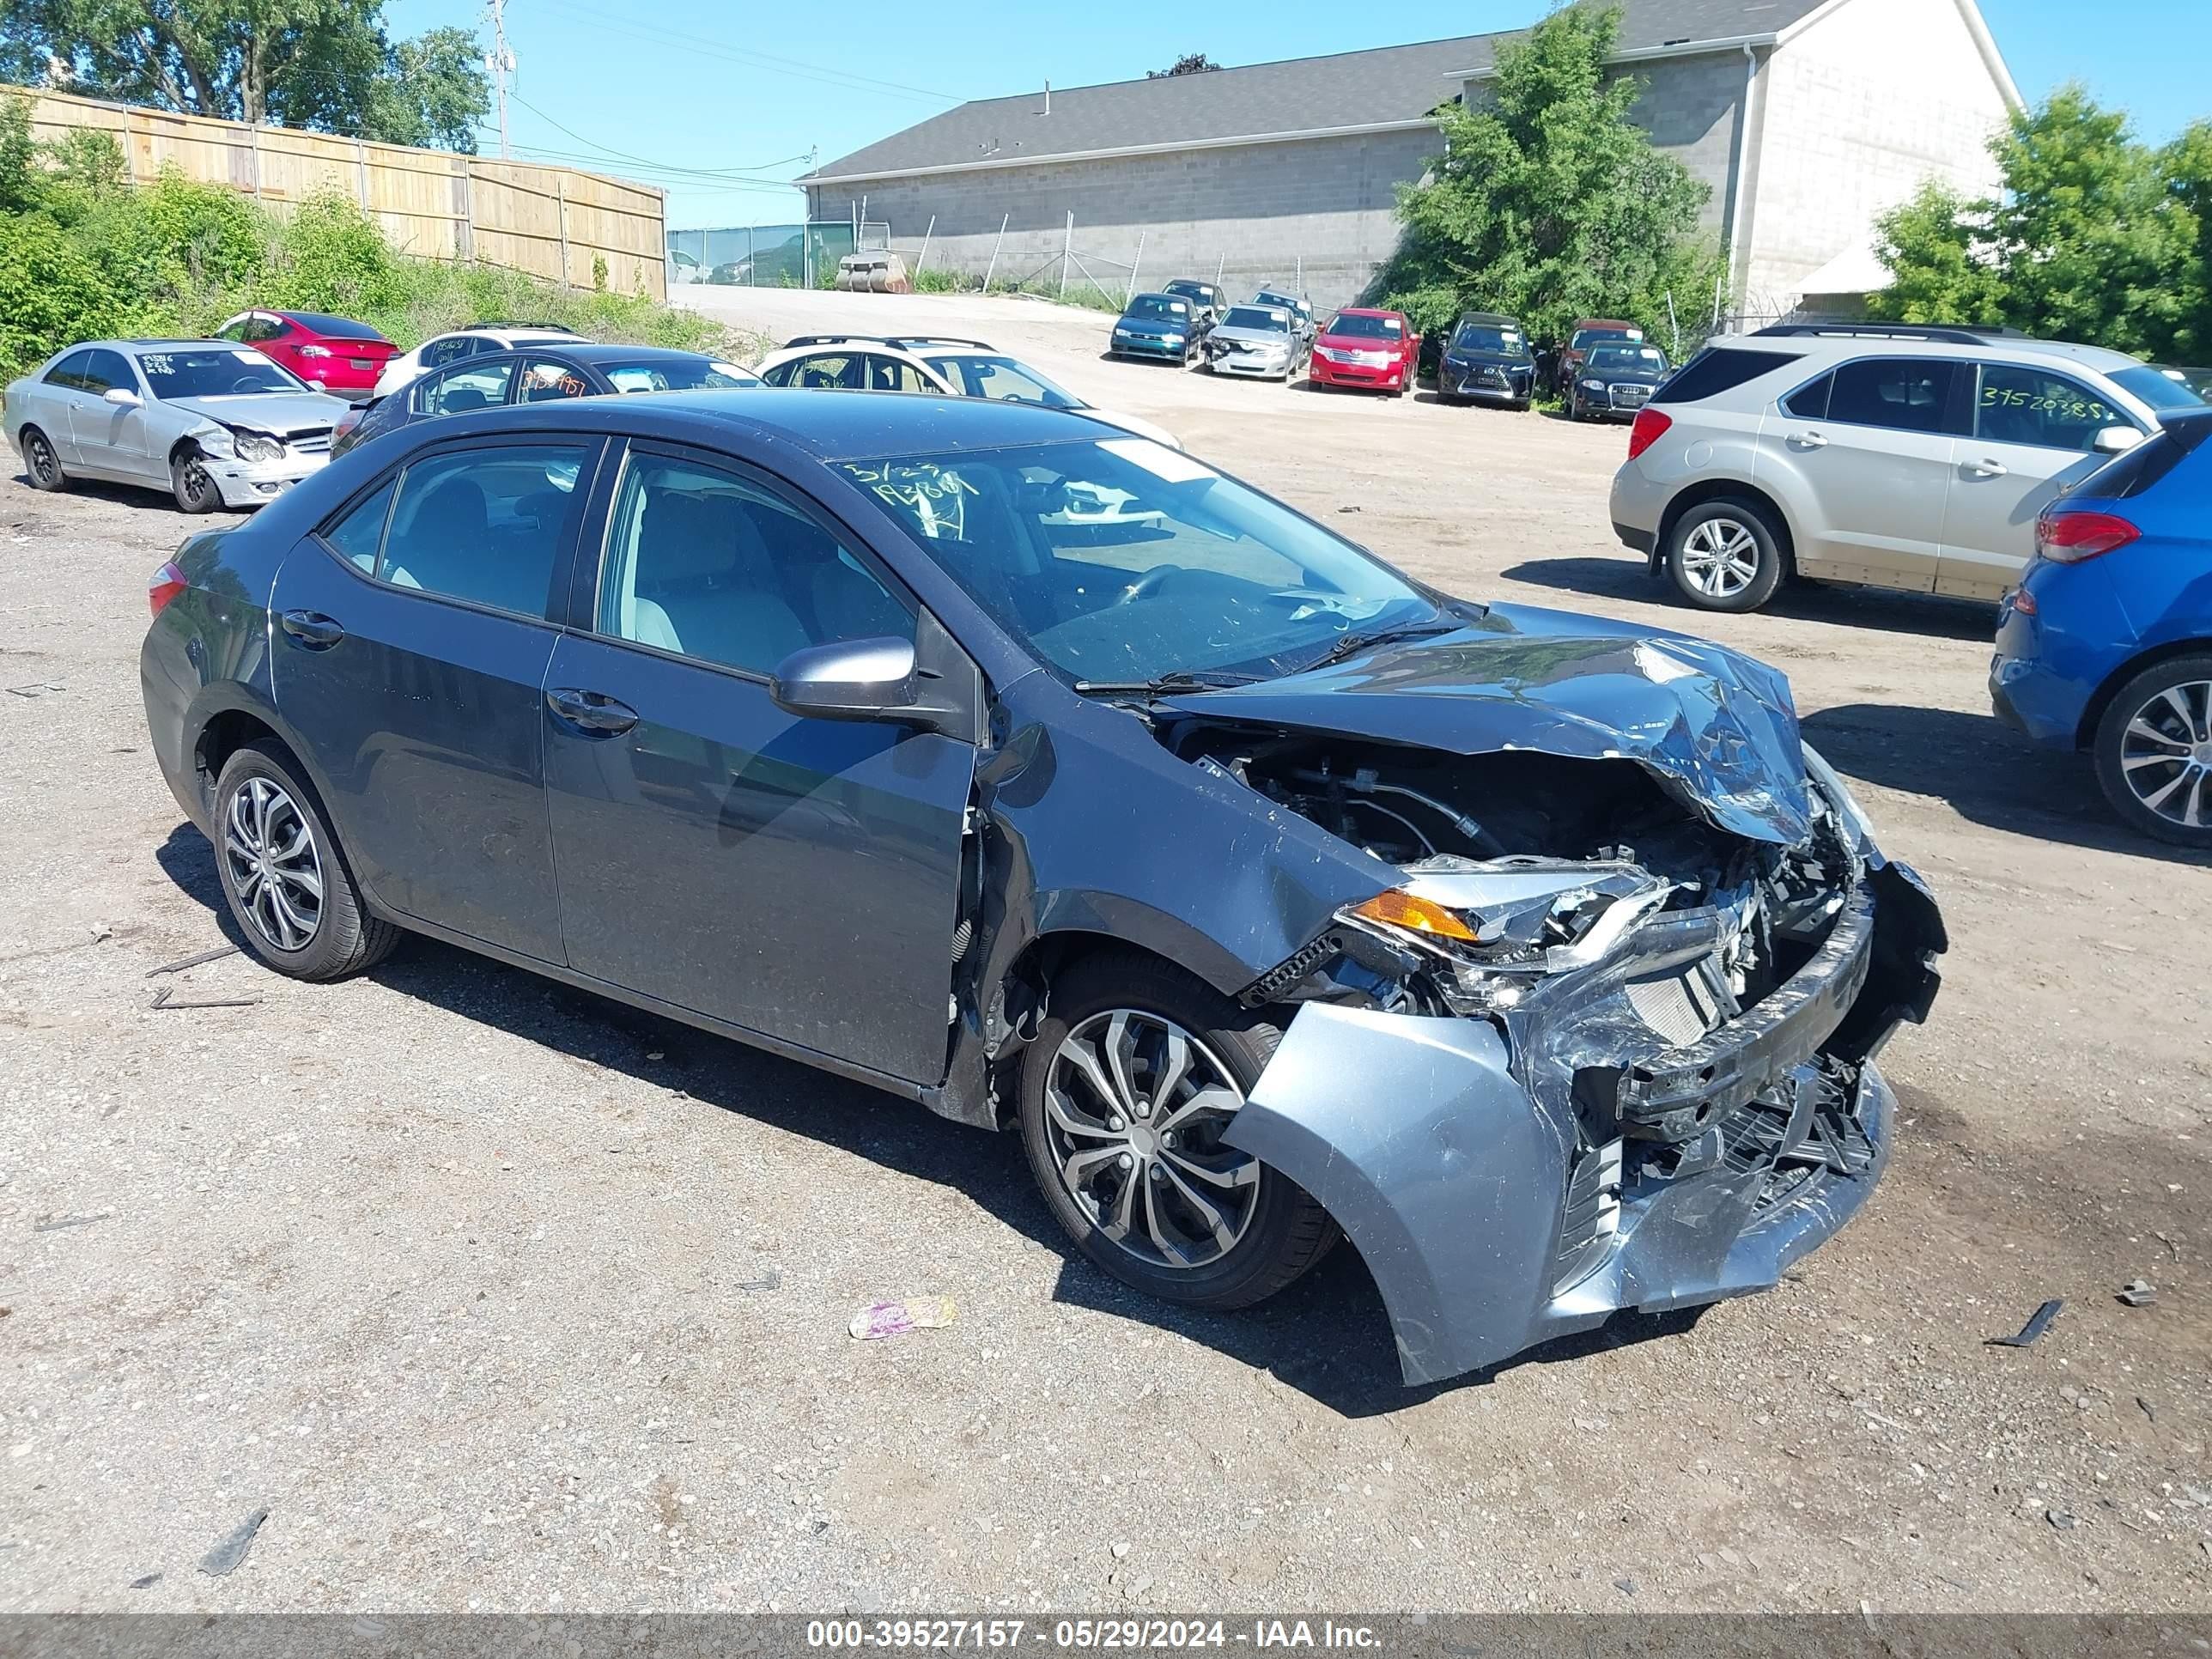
[3,284,2209,1617]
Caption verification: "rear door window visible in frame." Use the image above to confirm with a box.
[1782,373,1832,419]
[1651,348,1802,405]
[375,443,591,617]
[1976,363,2136,452]
[1826,358,1966,435]
[417,361,516,416]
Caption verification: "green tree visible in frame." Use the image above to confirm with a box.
[362,26,487,153]
[1871,87,2204,361]
[1375,3,1722,343]
[1147,53,1219,78]
[0,0,488,149]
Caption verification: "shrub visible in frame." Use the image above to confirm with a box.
[0,214,135,376]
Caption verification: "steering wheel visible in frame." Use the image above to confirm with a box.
[230,375,268,394]
[1111,564,1181,607]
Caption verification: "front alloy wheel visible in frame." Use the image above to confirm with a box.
[1017,951,1336,1310]
[172,449,220,514]
[1042,1009,1261,1271]
[2095,657,2212,847]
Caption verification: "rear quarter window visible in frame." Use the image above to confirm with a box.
[1652,348,1804,406]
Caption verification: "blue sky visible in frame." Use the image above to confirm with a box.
[383,0,2209,229]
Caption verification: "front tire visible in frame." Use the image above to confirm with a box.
[1018,950,1335,1310]
[172,448,221,515]
[1665,499,1785,612]
[20,425,66,491]
[2094,655,2212,847]
[211,741,400,981]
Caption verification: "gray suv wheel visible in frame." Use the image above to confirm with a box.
[1665,500,1784,613]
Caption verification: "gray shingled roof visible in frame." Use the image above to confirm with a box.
[806,0,1832,182]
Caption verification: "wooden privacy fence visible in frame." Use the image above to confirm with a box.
[11,85,668,301]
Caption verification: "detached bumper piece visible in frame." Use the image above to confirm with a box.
[1228,863,1943,1387]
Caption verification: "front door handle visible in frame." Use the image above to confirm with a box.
[280,610,345,649]
[546,686,640,736]
[1787,430,1828,449]
[1966,458,2010,478]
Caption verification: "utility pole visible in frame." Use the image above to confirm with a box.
[485,0,515,159]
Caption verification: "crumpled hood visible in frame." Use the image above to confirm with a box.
[1158,602,1814,845]
[167,392,350,433]
[1209,325,1294,350]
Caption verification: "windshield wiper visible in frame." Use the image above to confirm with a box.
[1291,619,1465,676]
[1071,669,1259,697]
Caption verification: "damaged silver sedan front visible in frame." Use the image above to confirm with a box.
[144,394,1943,1389]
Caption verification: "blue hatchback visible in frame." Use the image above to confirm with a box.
[1991,409,2212,845]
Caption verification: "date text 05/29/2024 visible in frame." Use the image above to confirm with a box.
[805,1620,1383,1650]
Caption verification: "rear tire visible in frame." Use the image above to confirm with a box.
[172,448,221,515]
[1665,499,1785,613]
[20,426,65,491]
[2093,654,2212,848]
[1018,949,1336,1311]
[211,741,400,981]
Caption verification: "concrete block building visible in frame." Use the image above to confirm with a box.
[800,0,2021,315]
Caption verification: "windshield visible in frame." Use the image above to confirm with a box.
[1123,295,1190,324]
[1587,345,1668,373]
[836,439,1445,686]
[1164,283,1214,305]
[137,347,308,398]
[924,355,1082,410]
[1222,307,1289,333]
[1571,326,1640,349]
[1324,313,1404,341]
[2113,365,2209,414]
[1451,324,1526,356]
[602,358,759,392]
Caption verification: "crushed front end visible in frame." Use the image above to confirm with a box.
[1173,724,1947,1387]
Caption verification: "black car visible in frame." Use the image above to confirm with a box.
[333,343,759,456]
[139,391,1944,1389]
[1437,313,1537,410]
[1567,342,1673,422]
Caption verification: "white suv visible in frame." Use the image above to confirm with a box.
[1608,324,2206,612]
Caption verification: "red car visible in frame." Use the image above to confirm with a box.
[213,309,398,401]
[1308,307,1415,394]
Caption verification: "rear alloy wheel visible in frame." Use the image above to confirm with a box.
[21,426,66,491]
[2094,655,2212,848]
[1666,500,1784,613]
[212,741,400,980]
[1018,951,1335,1310]
[171,448,221,515]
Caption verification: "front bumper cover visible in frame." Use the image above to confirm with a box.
[205,447,331,507]
[1225,861,1944,1386]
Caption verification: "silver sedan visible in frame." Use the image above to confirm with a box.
[5,339,352,513]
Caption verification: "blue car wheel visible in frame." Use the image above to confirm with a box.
[2094,653,2212,847]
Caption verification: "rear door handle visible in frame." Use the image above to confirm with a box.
[1966,458,2010,478]
[1788,430,1828,449]
[546,686,640,737]
[279,610,345,649]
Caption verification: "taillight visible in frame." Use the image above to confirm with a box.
[1626,407,1674,461]
[148,560,188,617]
[2036,509,2141,563]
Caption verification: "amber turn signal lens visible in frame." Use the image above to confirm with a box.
[1349,890,1478,942]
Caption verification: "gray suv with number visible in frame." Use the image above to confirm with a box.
[1608,324,2207,612]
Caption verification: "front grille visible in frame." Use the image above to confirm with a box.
[287,430,333,454]
[1552,1139,1623,1296]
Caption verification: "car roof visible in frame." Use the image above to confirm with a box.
[1455,313,1521,326]
[530,343,720,365]
[1572,319,1639,329]
[385,387,1120,461]
[1325,307,1403,320]
[1126,292,1191,305]
[1707,330,2146,374]
[123,339,240,353]
[1163,277,1216,290]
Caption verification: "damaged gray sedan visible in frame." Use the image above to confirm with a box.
[138,392,1945,1387]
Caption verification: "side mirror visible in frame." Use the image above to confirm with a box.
[308,378,328,392]
[102,386,142,408]
[769,636,920,722]
[2094,426,2145,455]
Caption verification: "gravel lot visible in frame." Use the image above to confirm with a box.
[3,286,2209,1616]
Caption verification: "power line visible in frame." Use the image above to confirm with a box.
[505,92,814,182]
[530,0,961,106]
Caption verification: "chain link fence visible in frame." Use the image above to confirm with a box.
[665,222,889,290]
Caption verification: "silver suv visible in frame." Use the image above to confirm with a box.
[1608,324,2207,612]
